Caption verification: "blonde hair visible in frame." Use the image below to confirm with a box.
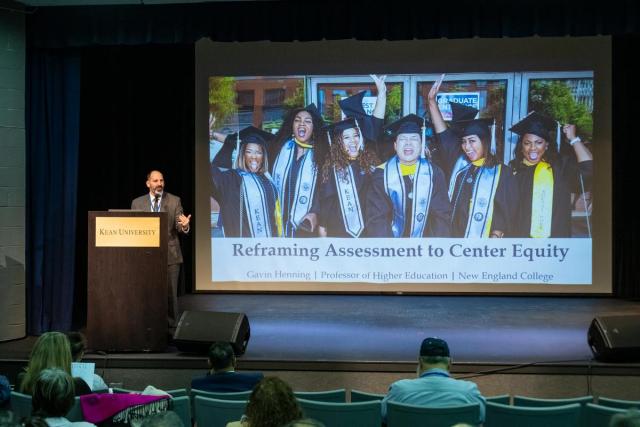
[236,142,269,174]
[20,332,73,394]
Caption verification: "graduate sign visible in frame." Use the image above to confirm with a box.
[211,238,591,284]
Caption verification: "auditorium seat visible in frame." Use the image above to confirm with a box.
[597,396,640,409]
[190,389,252,401]
[485,401,581,427]
[294,388,346,402]
[193,395,247,427]
[166,388,189,398]
[584,403,628,427]
[9,391,32,419]
[513,395,593,407]
[486,394,511,405]
[170,395,192,427]
[350,389,385,402]
[386,401,480,427]
[297,398,381,427]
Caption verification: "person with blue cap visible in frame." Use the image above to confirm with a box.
[317,75,386,238]
[508,111,593,237]
[269,104,325,237]
[210,126,282,237]
[427,74,519,238]
[364,110,451,237]
[381,337,486,424]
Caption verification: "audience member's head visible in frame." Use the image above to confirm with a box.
[282,419,326,427]
[610,409,640,427]
[20,417,49,427]
[418,337,451,374]
[244,377,303,427]
[140,411,184,427]
[66,332,88,362]
[20,332,73,394]
[207,342,235,373]
[31,368,76,418]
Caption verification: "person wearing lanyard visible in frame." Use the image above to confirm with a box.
[381,337,486,424]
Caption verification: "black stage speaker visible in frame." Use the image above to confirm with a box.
[588,315,640,362]
[173,310,250,355]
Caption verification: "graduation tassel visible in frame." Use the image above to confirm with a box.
[326,130,332,147]
[354,118,364,152]
[490,119,497,155]
[556,121,561,152]
[421,118,427,159]
[232,131,240,169]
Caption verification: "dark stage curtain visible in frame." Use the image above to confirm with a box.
[27,0,640,48]
[26,49,81,334]
[72,45,195,328]
[612,34,640,298]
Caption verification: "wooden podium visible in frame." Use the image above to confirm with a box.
[87,211,168,351]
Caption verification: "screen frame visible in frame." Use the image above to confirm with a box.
[194,36,611,295]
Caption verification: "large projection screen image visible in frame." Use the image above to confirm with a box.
[194,37,611,294]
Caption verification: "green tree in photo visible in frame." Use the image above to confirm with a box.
[283,80,305,111]
[209,77,238,128]
[529,80,593,139]
[385,84,403,123]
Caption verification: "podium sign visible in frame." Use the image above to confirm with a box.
[87,211,168,351]
[95,217,160,247]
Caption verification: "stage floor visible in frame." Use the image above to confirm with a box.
[180,294,640,365]
[2,295,640,376]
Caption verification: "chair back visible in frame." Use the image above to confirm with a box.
[486,395,511,405]
[513,395,593,407]
[297,398,381,427]
[584,403,628,427]
[598,396,640,409]
[485,401,580,427]
[191,389,252,401]
[350,390,384,402]
[295,389,346,403]
[193,396,247,427]
[66,397,83,421]
[9,391,32,419]
[170,396,192,427]
[387,401,480,427]
[166,388,188,398]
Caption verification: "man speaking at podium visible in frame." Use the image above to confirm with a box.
[131,170,191,332]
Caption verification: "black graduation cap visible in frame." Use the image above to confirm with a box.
[237,126,274,146]
[224,125,274,147]
[449,102,490,138]
[323,117,358,137]
[509,111,557,140]
[338,91,382,141]
[384,114,424,138]
[322,117,360,147]
[450,102,479,122]
[338,91,367,121]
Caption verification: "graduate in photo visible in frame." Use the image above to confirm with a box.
[508,111,593,237]
[269,104,325,237]
[365,114,451,237]
[318,75,386,237]
[427,75,519,238]
[210,126,282,237]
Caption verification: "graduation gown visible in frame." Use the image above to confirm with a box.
[435,128,519,237]
[318,162,372,237]
[272,143,320,237]
[365,158,452,237]
[210,142,279,237]
[509,152,593,238]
